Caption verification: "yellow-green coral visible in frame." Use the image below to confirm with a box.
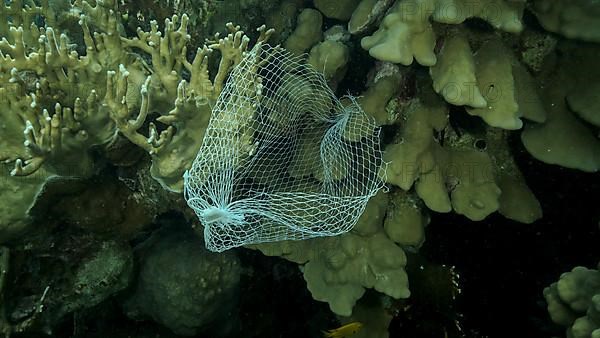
[314,0,362,20]
[361,0,437,66]
[544,263,600,337]
[521,42,600,172]
[384,190,429,249]
[533,0,600,43]
[284,8,323,55]
[1,0,271,189]
[109,20,273,191]
[357,62,402,125]
[485,129,542,224]
[429,32,486,108]
[430,35,545,129]
[465,39,522,130]
[567,82,600,127]
[383,83,449,192]
[1,1,598,336]
[383,78,512,221]
[521,95,600,172]
[360,0,524,66]
[308,39,350,84]
[253,192,410,316]
[0,0,273,241]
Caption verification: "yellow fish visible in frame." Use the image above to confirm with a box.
[322,321,364,338]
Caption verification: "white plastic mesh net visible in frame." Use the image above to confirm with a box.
[184,43,385,252]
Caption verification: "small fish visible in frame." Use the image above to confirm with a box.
[322,321,364,338]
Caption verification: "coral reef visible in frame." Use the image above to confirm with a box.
[0,0,598,337]
[0,0,272,241]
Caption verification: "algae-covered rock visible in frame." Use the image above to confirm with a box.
[348,0,394,34]
[50,178,155,239]
[264,0,304,43]
[519,29,557,73]
[0,168,50,243]
[8,238,134,333]
[62,240,133,315]
[124,226,241,336]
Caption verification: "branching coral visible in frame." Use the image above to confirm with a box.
[0,0,275,241]
[104,17,273,192]
[1,0,273,189]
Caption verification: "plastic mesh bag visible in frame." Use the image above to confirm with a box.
[184,43,385,252]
